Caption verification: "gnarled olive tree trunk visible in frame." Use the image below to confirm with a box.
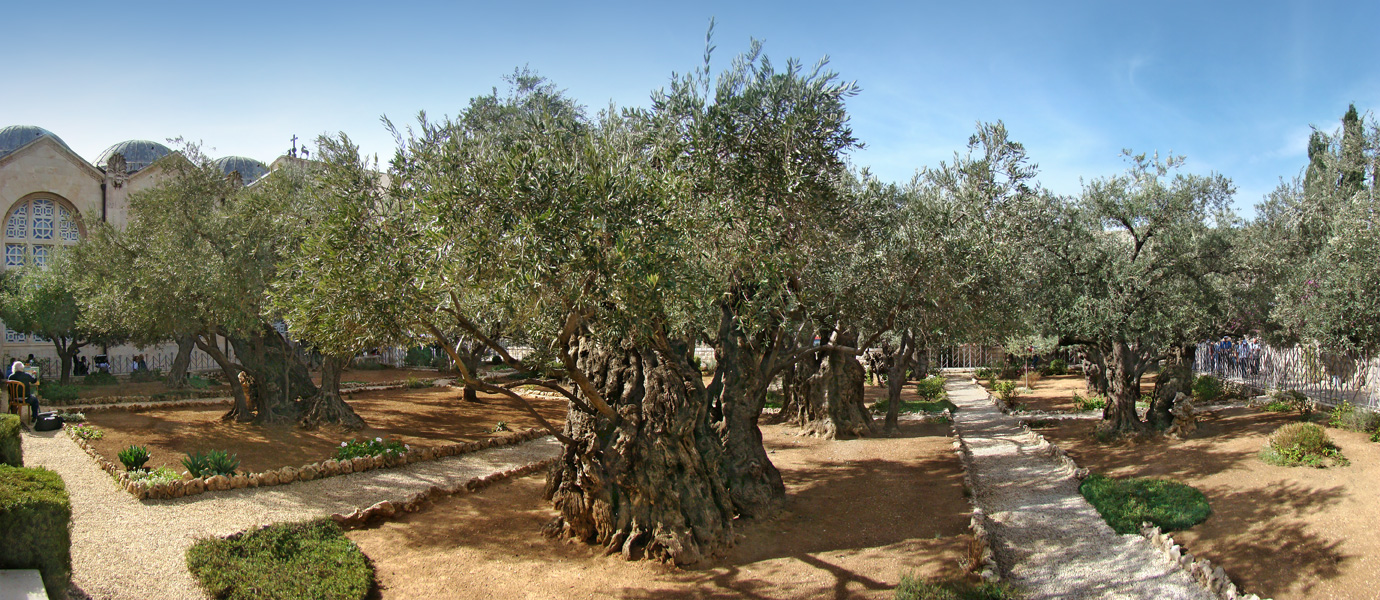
[1101,341,1148,433]
[543,339,735,565]
[299,354,365,430]
[1083,348,1109,396]
[791,330,873,438]
[209,324,317,425]
[709,310,785,518]
[1150,343,1196,429]
[164,335,196,389]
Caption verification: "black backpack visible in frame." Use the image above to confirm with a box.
[33,412,63,432]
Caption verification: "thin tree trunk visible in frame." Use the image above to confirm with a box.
[198,335,252,423]
[165,335,196,389]
[884,331,912,434]
[543,338,735,566]
[299,355,365,430]
[1101,341,1147,433]
[53,338,78,386]
[1083,348,1108,396]
[1150,343,1196,429]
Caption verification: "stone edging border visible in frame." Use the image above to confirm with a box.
[328,456,560,529]
[64,424,551,501]
[58,379,465,413]
[1140,524,1271,600]
[969,378,1267,600]
[948,422,1001,583]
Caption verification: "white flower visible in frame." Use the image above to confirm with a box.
[341,442,348,447]
[375,437,382,443]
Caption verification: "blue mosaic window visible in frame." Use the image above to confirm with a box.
[4,197,81,271]
[4,326,25,344]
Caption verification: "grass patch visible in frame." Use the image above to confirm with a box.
[1261,422,1348,467]
[187,519,374,600]
[1072,392,1105,411]
[764,391,783,410]
[1079,474,1211,534]
[894,575,1016,600]
[872,398,958,415]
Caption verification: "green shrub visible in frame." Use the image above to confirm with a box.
[915,376,948,401]
[0,465,71,594]
[129,368,163,383]
[872,398,958,415]
[82,371,118,386]
[403,346,435,368]
[1045,358,1068,376]
[1268,389,1315,417]
[335,437,407,461]
[186,375,213,389]
[35,383,77,404]
[1079,474,1212,534]
[763,391,783,410]
[117,445,151,471]
[351,359,388,370]
[404,376,432,389]
[1328,401,1380,433]
[186,518,374,600]
[1072,392,1106,411]
[894,574,1015,600]
[997,365,1021,380]
[1191,375,1223,403]
[55,411,85,423]
[0,414,20,468]
[184,450,240,478]
[492,421,509,433]
[1262,422,1347,467]
[1262,400,1294,412]
[128,466,181,487]
[69,424,103,441]
[993,380,1021,402]
[973,367,996,380]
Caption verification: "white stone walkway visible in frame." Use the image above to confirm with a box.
[20,429,561,600]
[946,377,1214,600]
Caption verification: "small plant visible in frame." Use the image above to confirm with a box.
[1191,374,1223,403]
[118,445,151,471]
[763,391,783,410]
[186,375,213,389]
[1025,418,1056,428]
[1079,474,1212,534]
[403,346,435,368]
[56,411,85,423]
[83,371,119,386]
[404,376,432,389]
[1328,400,1380,432]
[973,366,996,380]
[1044,358,1068,376]
[915,376,948,401]
[70,424,102,440]
[993,380,1021,402]
[1269,389,1315,418]
[335,437,408,461]
[1261,400,1294,412]
[1072,392,1106,411]
[893,574,1015,600]
[1262,422,1347,467]
[492,421,509,433]
[128,466,181,486]
[38,384,79,403]
[129,368,163,383]
[184,450,240,478]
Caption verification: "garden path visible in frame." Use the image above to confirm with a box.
[20,429,561,600]
[946,377,1214,600]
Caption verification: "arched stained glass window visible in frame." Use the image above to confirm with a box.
[3,196,83,270]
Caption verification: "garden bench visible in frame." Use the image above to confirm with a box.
[0,569,48,599]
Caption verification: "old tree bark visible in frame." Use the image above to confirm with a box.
[543,338,735,565]
[786,330,874,439]
[707,305,786,519]
[1149,343,1196,429]
[197,324,324,425]
[299,354,366,430]
[1100,340,1153,434]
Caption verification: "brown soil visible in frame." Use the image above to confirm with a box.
[1036,409,1380,600]
[348,420,974,599]
[83,386,566,473]
[976,372,1161,413]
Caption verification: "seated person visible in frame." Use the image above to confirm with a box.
[94,355,110,374]
[8,366,39,423]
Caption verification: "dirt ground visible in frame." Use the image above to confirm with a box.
[1036,408,1380,600]
[348,418,974,599]
[82,385,566,473]
[976,372,1161,413]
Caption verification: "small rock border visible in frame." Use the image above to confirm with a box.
[65,424,550,501]
[949,423,1001,583]
[328,456,560,529]
[1141,524,1272,600]
[48,389,231,407]
[63,379,464,413]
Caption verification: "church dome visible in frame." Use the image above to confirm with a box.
[0,125,70,160]
[96,140,173,174]
[213,156,269,185]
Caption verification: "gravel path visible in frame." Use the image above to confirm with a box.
[946,377,1214,600]
[20,429,561,600]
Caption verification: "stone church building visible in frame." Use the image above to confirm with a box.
[0,125,274,375]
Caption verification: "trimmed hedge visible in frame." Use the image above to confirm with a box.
[187,519,374,600]
[0,414,20,467]
[0,465,71,595]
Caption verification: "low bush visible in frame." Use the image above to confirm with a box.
[0,414,20,467]
[351,359,388,370]
[915,376,948,401]
[404,376,432,389]
[871,398,959,415]
[69,424,103,441]
[1191,375,1223,403]
[763,391,783,410]
[973,366,997,380]
[403,347,434,368]
[186,518,374,600]
[997,365,1021,380]
[1042,358,1069,376]
[1079,474,1211,534]
[118,445,151,471]
[0,465,71,594]
[128,466,182,487]
[993,380,1021,402]
[187,375,213,389]
[184,450,240,478]
[38,384,79,403]
[1269,389,1315,417]
[1262,422,1347,467]
[82,371,118,386]
[1328,401,1380,433]
[1072,392,1106,411]
[893,574,1014,600]
[335,437,407,461]
[129,368,163,383]
[492,421,509,433]
[55,411,85,423]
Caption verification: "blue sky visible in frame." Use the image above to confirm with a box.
[4,0,1377,215]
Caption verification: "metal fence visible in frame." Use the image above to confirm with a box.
[926,344,1006,370]
[19,344,233,380]
[1194,342,1380,410]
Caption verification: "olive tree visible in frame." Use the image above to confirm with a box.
[0,253,117,384]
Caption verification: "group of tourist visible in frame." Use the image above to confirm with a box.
[1206,335,1263,377]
